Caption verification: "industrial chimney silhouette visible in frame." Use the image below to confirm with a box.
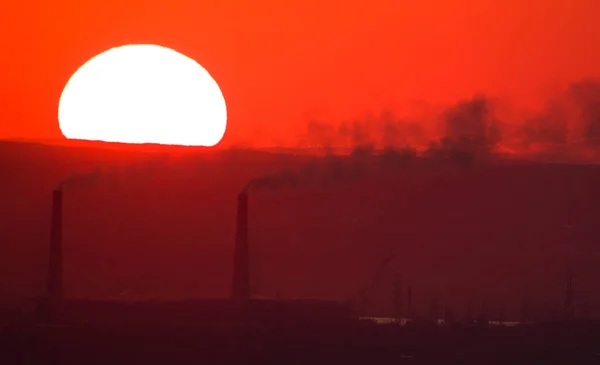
[231,191,250,302]
[47,189,64,310]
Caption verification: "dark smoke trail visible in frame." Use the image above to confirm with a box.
[56,154,168,191]
[297,78,600,164]
[242,145,417,193]
[440,95,500,152]
[567,78,600,145]
[56,168,105,191]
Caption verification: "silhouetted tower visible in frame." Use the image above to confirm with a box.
[47,189,64,318]
[232,192,251,302]
[564,266,574,321]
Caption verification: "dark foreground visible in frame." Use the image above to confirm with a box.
[2,321,600,365]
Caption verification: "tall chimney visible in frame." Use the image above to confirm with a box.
[231,192,250,302]
[47,189,63,308]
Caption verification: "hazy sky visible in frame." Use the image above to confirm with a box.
[1,0,599,146]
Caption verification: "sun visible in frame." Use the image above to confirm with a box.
[58,44,227,147]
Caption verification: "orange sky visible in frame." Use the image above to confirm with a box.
[1,0,599,146]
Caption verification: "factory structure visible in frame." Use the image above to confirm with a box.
[39,188,584,328]
[40,189,358,327]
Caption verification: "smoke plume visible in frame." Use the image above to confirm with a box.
[566,78,600,145]
[521,103,568,146]
[299,78,600,164]
[303,111,425,150]
[441,95,500,151]
[56,154,169,191]
[424,95,500,162]
[242,145,417,193]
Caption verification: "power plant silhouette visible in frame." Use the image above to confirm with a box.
[40,186,585,327]
[10,184,599,365]
[41,188,357,327]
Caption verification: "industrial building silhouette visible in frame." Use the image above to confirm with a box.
[40,188,357,327]
[5,183,598,365]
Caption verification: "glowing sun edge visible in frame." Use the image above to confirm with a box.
[58,44,228,147]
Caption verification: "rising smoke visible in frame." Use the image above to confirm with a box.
[566,78,600,145]
[423,95,501,163]
[56,154,169,191]
[244,78,600,192]
[299,78,600,163]
[242,144,418,193]
[304,109,426,151]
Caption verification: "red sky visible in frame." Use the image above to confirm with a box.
[1,0,599,146]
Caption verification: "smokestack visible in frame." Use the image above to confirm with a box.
[231,192,250,302]
[47,189,63,310]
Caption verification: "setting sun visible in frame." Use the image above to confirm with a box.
[58,44,227,147]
